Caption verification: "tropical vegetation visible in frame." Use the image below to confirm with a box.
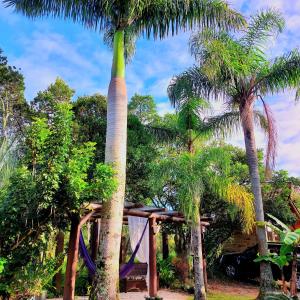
[0,2,299,300]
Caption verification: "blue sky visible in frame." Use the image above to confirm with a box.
[0,0,300,176]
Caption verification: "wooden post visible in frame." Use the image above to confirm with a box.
[54,230,65,295]
[63,217,80,300]
[162,231,169,260]
[90,220,100,263]
[149,217,158,298]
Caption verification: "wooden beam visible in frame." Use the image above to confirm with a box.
[63,217,80,300]
[149,217,158,298]
[139,207,167,213]
[87,203,211,226]
[63,211,94,300]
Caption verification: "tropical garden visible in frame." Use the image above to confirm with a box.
[0,0,300,300]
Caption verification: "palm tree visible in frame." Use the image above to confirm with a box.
[153,143,255,299]
[168,9,300,297]
[163,95,258,299]
[4,1,245,298]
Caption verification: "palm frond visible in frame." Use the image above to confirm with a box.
[136,0,245,40]
[259,96,277,177]
[144,125,181,144]
[5,0,245,37]
[256,49,300,98]
[177,98,210,131]
[168,67,224,107]
[267,213,290,232]
[4,0,113,30]
[253,110,268,132]
[200,111,241,139]
[190,29,232,61]
[226,184,255,233]
[241,9,285,51]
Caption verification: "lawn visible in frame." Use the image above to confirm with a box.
[188,292,254,300]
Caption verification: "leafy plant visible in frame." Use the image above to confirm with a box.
[255,214,300,296]
[7,256,63,299]
[157,257,176,288]
[0,258,6,274]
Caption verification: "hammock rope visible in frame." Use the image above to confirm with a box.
[79,219,149,279]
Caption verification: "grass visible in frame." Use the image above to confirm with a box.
[187,292,254,300]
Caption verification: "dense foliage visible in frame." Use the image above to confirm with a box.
[0,79,117,297]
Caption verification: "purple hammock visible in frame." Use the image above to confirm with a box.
[79,219,149,279]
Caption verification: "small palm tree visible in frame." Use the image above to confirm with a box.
[4,1,245,298]
[153,144,254,299]
[154,97,256,299]
[168,9,300,297]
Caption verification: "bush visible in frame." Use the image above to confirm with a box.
[4,257,62,299]
[157,256,176,288]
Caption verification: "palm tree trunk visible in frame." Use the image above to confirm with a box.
[240,99,274,297]
[192,209,207,300]
[90,30,127,300]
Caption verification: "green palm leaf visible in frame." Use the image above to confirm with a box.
[241,9,285,51]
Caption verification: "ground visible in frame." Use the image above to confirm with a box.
[50,279,259,300]
[120,280,259,300]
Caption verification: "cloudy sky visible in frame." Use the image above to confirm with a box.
[0,0,299,176]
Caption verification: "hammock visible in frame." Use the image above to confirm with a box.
[79,219,149,279]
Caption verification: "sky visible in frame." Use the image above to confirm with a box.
[0,0,299,176]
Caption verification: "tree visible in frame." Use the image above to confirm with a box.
[128,93,159,124]
[151,146,254,299]
[4,1,245,297]
[31,77,74,117]
[0,81,116,298]
[262,171,297,226]
[73,94,159,204]
[0,49,27,187]
[150,98,255,299]
[168,10,300,297]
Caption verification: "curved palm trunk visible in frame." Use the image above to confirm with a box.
[240,99,274,297]
[90,30,127,300]
[192,208,207,300]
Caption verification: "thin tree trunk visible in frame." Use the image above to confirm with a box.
[192,210,207,300]
[290,250,297,297]
[54,230,64,295]
[240,100,274,297]
[90,30,127,300]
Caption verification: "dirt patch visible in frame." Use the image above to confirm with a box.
[208,279,259,298]
[120,289,190,299]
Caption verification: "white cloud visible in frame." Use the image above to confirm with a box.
[157,102,174,116]
[9,30,110,99]
[146,77,172,98]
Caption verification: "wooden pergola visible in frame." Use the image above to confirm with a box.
[63,202,210,300]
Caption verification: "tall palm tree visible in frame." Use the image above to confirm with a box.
[4,1,245,298]
[168,9,300,297]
